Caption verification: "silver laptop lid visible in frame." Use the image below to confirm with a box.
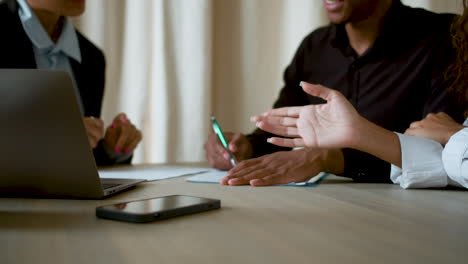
[0,70,105,198]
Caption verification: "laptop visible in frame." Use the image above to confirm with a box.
[0,69,145,199]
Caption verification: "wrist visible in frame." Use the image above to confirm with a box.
[351,122,402,167]
[243,140,254,160]
[445,125,465,145]
[347,116,373,149]
[315,148,344,175]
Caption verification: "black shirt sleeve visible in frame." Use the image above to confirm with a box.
[246,37,311,158]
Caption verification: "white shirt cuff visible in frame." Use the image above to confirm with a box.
[391,132,447,189]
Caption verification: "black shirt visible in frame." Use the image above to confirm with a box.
[247,1,465,183]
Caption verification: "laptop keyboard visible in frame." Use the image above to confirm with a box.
[101,183,121,190]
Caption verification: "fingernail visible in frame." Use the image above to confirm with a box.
[110,123,115,129]
[124,150,131,154]
[267,138,272,143]
[224,153,230,159]
[299,81,304,87]
[221,178,229,185]
[120,116,128,123]
[256,122,261,127]
[115,147,121,153]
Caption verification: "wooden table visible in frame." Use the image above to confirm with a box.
[1,164,468,264]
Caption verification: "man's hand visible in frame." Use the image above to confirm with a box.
[221,148,344,186]
[251,82,364,149]
[83,117,104,149]
[104,113,142,154]
[405,112,464,146]
[204,132,253,170]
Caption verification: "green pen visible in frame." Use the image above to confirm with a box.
[211,116,238,167]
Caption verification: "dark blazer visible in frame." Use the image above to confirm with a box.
[0,1,127,165]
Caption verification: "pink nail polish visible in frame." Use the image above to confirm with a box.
[120,116,128,123]
[110,123,115,129]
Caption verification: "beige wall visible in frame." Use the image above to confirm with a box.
[212,0,327,134]
[403,0,463,13]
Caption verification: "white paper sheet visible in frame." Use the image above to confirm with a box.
[99,166,209,182]
[186,169,329,187]
[185,169,227,184]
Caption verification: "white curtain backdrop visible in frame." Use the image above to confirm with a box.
[74,0,462,164]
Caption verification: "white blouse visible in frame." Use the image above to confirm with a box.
[390,119,468,189]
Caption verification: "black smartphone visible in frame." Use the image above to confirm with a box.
[96,195,221,223]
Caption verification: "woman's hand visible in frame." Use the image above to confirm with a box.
[405,112,464,146]
[251,82,365,149]
[104,113,143,154]
[83,117,105,149]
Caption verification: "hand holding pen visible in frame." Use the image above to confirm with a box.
[204,117,253,170]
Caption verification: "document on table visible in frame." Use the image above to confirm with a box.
[99,166,209,182]
[186,169,329,187]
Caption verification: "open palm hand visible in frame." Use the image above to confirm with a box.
[253,82,364,149]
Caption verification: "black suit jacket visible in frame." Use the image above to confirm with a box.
[0,1,128,165]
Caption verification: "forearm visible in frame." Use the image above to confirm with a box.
[320,147,391,183]
[320,148,344,175]
[323,117,401,183]
[351,117,402,167]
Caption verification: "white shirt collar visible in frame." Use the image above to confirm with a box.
[16,0,82,63]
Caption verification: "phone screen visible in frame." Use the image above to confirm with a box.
[100,195,216,214]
